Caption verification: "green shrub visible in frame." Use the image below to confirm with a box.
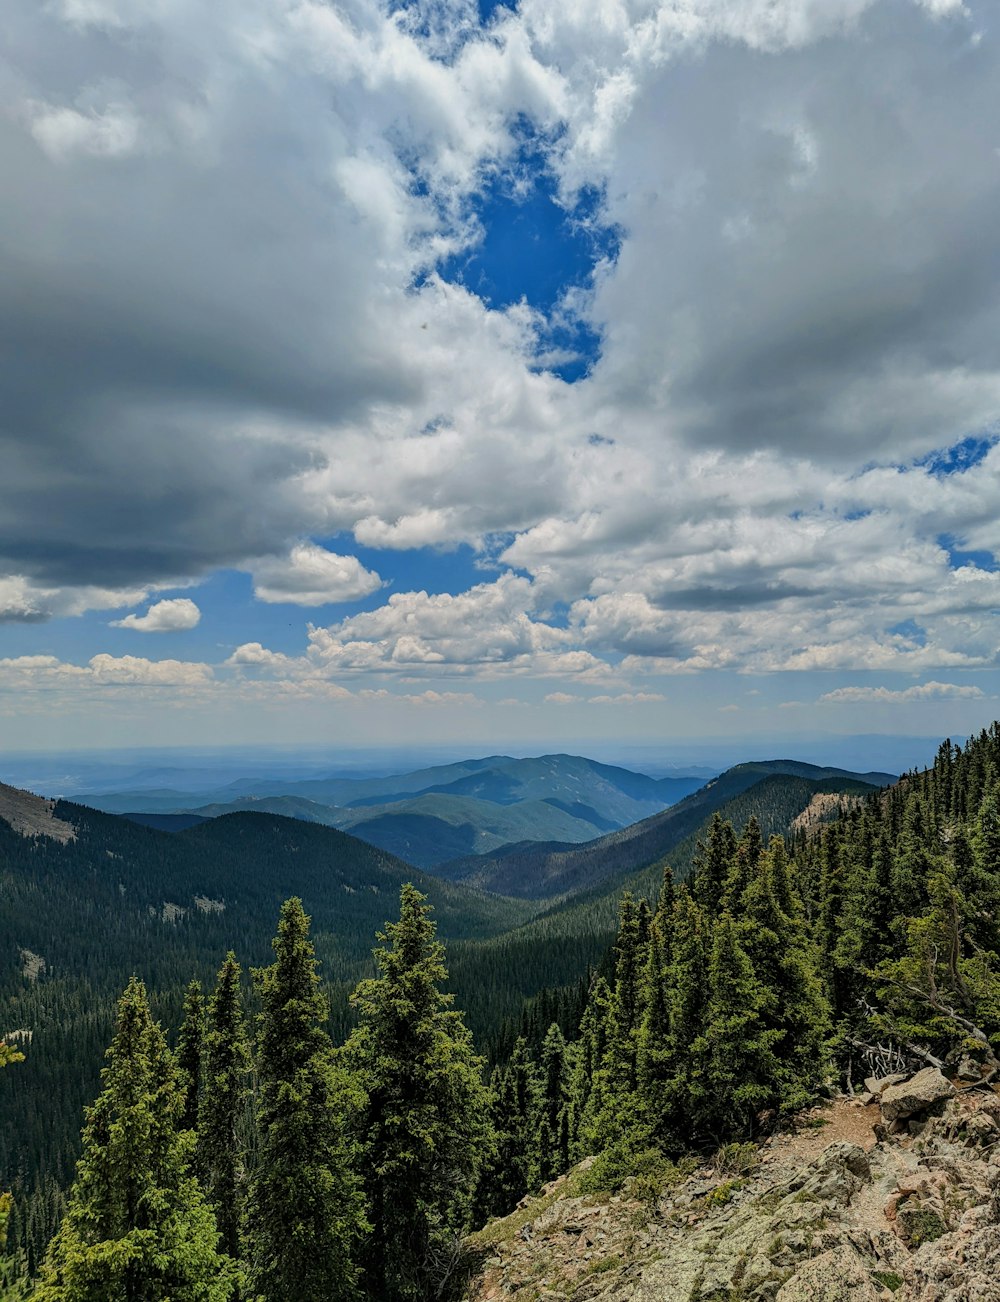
[713,1141,759,1176]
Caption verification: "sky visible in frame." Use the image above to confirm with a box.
[2,0,1000,760]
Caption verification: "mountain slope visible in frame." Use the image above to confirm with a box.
[80,749,697,828]
[0,785,534,1215]
[437,760,894,898]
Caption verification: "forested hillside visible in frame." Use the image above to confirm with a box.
[437,759,889,898]
[6,731,998,1299]
[477,725,1000,1227]
[0,791,531,1271]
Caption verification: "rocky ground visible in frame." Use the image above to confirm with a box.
[463,1072,1000,1301]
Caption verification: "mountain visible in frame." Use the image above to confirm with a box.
[436,758,893,898]
[0,782,535,1222]
[89,754,707,866]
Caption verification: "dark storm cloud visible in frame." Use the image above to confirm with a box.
[0,1,427,591]
[589,2,1000,461]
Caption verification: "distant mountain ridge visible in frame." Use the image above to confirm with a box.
[437,759,895,898]
[86,754,707,868]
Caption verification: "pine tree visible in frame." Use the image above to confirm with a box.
[693,813,736,914]
[345,884,491,1302]
[536,1024,569,1184]
[0,1041,23,1257]
[197,953,250,1264]
[34,977,237,1302]
[665,888,709,1138]
[176,979,205,1134]
[636,913,671,1129]
[244,899,366,1302]
[694,914,783,1138]
[739,844,829,1113]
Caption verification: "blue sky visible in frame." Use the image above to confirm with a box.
[3,0,1000,757]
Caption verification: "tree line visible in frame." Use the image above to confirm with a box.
[6,885,488,1302]
[476,725,1000,1220]
[8,722,1000,1294]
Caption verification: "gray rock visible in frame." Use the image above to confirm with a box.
[776,1247,881,1301]
[957,1054,983,1082]
[865,1073,908,1095]
[787,1142,872,1207]
[880,1068,955,1123]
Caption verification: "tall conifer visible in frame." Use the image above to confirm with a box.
[35,978,236,1302]
[198,953,250,1265]
[176,979,205,1134]
[244,899,365,1302]
[345,885,490,1302]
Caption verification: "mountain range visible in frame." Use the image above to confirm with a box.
[83,754,708,868]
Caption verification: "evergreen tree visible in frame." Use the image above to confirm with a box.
[693,813,735,915]
[536,1024,569,1185]
[244,899,366,1302]
[694,914,782,1138]
[176,980,205,1135]
[570,977,612,1158]
[664,888,709,1140]
[739,844,829,1112]
[34,978,236,1302]
[197,954,250,1264]
[636,914,671,1130]
[0,1042,23,1258]
[345,884,491,1302]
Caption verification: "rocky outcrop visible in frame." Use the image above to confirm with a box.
[464,1089,1000,1302]
[0,781,75,844]
[880,1069,955,1125]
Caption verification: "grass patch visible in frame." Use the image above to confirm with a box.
[872,1271,904,1293]
[713,1141,759,1177]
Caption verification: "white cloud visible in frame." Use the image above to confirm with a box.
[819,680,985,703]
[0,576,152,623]
[87,653,213,686]
[226,642,297,670]
[27,101,143,161]
[4,0,1000,710]
[251,544,383,606]
[111,597,201,632]
[588,692,666,705]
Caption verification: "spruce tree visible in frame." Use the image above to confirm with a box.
[0,1041,23,1257]
[693,813,735,914]
[694,914,782,1138]
[176,979,205,1134]
[35,977,236,1302]
[244,899,365,1302]
[345,884,490,1302]
[198,953,250,1264]
[536,1024,569,1185]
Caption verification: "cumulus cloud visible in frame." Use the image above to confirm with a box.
[111,597,201,632]
[226,642,298,670]
[87,654,212,686]
[251,544,382,606]
[588,692,666,705]
[302,574,616,681]
[819,681,985,704]
[0,652,212,691]
[0,575,151,623]
[4,0,1000,696]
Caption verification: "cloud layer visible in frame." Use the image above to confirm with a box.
[3,0,1000,724]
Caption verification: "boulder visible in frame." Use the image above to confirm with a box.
[880,1068,955,1123]
[864,1073,908,1095]
[785,1142,872,1207]
[776,1247,881,1301]
[958,1054,984,1082]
